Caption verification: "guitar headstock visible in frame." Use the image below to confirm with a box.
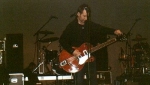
[116,34,127,41]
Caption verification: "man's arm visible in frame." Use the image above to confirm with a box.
[59,25,75,54]
[98,24,123,35]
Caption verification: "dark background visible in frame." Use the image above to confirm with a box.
[0,0,150,83]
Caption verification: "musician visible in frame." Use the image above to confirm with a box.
[59,4,123,85]
[132,34,150,68]
[23,62,40,85]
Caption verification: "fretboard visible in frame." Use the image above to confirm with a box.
[91,38,117,53]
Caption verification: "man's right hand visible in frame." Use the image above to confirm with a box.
[66,49,81,65]
[73,49,81,57]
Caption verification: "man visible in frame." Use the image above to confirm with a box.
[23,62,40,85]
[59,4,123,85]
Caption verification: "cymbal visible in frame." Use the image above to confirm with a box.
[38,30,54,34]
[132,38,147,41]
[39,37,59,42]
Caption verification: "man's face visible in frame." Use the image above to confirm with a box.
[77,9,88,24]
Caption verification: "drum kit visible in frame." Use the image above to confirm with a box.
[119,34,150,75]
[33,30,69,75]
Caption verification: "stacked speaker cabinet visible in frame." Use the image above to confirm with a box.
[5,34,23,73]
[9,73,24,85]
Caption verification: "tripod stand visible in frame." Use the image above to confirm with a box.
[33,47,55,74]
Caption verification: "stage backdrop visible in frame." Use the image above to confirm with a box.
[0,0,150,83]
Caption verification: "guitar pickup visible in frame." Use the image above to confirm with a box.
[83,50,89,55]
[60,60,67,66]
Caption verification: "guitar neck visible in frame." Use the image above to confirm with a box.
[91,38,117,53]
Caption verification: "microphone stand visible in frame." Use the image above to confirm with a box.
[87,12,91,85]
[125,19,141,77]
[33,16,54,36]
[33,16,55,73]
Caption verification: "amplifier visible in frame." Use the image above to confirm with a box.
[9,73,24,85]
[97,71,112,84]
[0,40,5,51]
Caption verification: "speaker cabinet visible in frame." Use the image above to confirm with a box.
[9,73,24,85]
[97,71,112,84]
[5,34,23,73]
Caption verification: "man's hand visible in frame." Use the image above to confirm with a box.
[73,49,81,57]
[114,29,123,36]
[86,56,95,62]
[66,49,81,65]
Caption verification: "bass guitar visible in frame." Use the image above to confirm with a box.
[59,35,126,73]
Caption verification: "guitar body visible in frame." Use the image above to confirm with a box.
[59,43,89,73]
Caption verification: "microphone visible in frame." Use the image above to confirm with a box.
[51,15,58,19]
[136,18,141,21]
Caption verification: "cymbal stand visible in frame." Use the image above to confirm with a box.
[32,49,45,74]
[39,50,46,74]
[33,16,56,74]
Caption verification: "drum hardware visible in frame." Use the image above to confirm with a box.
[132,38,147,41]
[118,18,143,78]
[42,46,59,74]
[0,39,5,65]
[141,66,148,74]
[32,61,44,73]
[33,15,58,75]
[32,48,58,74]
[119,47,128,61]
[34,31,59,75]
[45,50,58,63]
[130,34,150,75]
[39,37,59,43]
[132,34,146,41]
[38,30,54,35]
[0,40,5,51]
[140,54,150,62]
[0,51,3,64]
[131,66,149,75]
[119,54,128,61]
[32,49,46,74]
[132,41,150,68]
[35,36,59,75]
[35,36,59,74]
